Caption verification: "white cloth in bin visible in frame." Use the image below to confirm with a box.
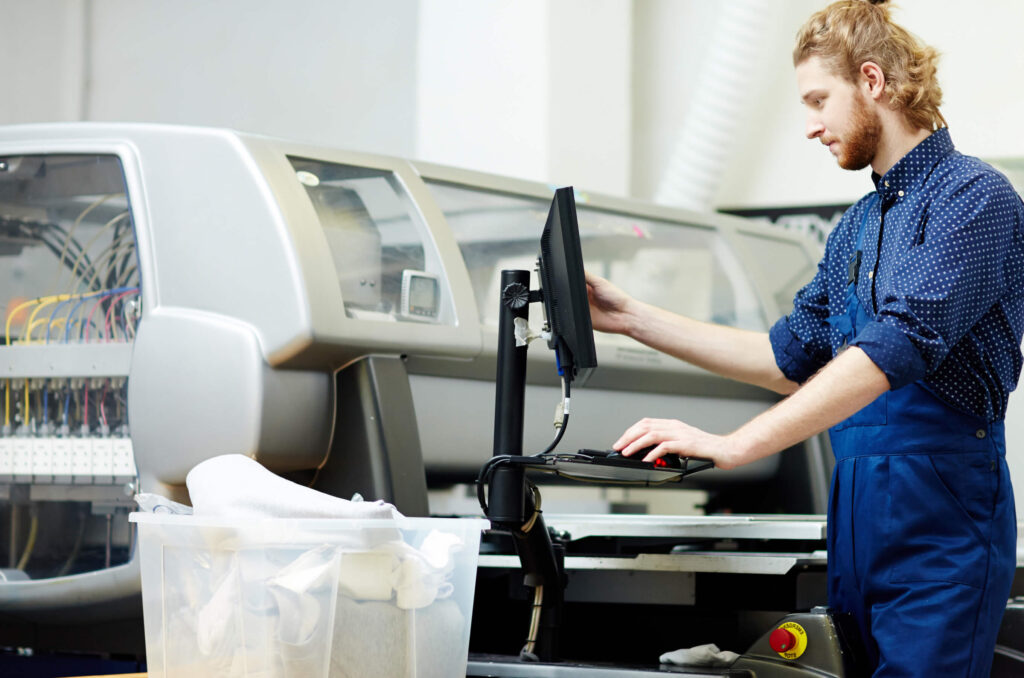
[186,454,402,520]
[183,454,469,675]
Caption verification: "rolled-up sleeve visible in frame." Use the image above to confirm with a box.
[769,259,835,384]
[849,173,1020,389]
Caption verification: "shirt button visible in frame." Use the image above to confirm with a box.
[976,429,987,439]
[884,180,890,187]
[898,190,905,197]
[868,270,874,279]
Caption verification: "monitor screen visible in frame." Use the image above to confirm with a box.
[537,187,597,384]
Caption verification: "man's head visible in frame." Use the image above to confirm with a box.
[794,0,945,171]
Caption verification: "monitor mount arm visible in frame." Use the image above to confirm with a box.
[483,268,567,663]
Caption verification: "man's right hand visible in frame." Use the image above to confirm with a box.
[585,271,636,336]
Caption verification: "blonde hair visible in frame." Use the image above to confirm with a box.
[794,0,946,130]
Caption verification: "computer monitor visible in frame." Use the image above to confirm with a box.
[537,187,597,385]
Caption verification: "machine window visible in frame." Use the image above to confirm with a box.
[425,180,766,331]
[0,153,139,578]
[289,158,453,324]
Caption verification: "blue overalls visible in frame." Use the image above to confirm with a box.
[826,197,1017,677]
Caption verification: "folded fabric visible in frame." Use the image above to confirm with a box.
[660,643,739,667]
[186,454,402,520]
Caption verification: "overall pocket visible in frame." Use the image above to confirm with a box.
[887,451,996,588]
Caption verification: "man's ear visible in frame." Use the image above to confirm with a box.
[859,61,886,101]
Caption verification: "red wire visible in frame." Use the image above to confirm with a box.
[104,291,136,343]
[100,379,108,428]
[84,292,113,343]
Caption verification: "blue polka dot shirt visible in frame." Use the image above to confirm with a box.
[770,128,1024,421]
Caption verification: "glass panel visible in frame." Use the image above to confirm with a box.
[735,233,817,316]
[289,158,454,325]
[0,153,137,578]
[425,180,765,331]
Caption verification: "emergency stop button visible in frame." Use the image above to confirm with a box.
[769,628,796,653]
[769,621,808,659]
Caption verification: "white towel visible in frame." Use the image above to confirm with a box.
[660,643,739,667]
[185,454,402,520]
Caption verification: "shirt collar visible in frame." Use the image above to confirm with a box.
[871,127,955,199]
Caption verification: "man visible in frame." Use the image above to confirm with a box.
[587,1,1024,675]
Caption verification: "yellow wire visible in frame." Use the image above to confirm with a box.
[5,298,40,429]
[46,318,66,336]
[4,294,84,428]
[5,297,42,344]
[16,513,39,571]
[24,295,74,343]
[27,318,51,338]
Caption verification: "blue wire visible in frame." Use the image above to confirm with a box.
[72,286,139,341]
[46,297,75,344]
[63,296,96,343]
[63,378,71,428]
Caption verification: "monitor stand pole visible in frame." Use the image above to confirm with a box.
[485,269,565,663]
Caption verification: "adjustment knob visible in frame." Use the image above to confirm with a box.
[502,282,530,310]
[769,628,797,653]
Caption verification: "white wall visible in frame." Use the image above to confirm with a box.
[415,0,632,194]
[0,0,421,156]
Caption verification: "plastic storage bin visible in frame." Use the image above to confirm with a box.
[131,513,488,678]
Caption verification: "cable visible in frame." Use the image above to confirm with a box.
[66,211,129,292]
[99,378,108,429]
[521,584,544,660]
[24,294,75,343]
[104,291,136,342]
[46,294,87,343]
[16,511,39,571]
[534,375,570,457]
[6,297,42,345]
[84,241,134,294]
[77,287,137,342]
[57,508,88,577]
[83,292,114,342]
[63,378,72,428]
[51,194,114,294]
[476,455,512,516]
[520,481,542,533]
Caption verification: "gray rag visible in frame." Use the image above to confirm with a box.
[659,643,740,667]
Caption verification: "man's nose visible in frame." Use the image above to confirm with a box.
[806,115,824,139]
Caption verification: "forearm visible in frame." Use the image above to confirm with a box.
[725,346,890,466]
[624,300,797,394]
